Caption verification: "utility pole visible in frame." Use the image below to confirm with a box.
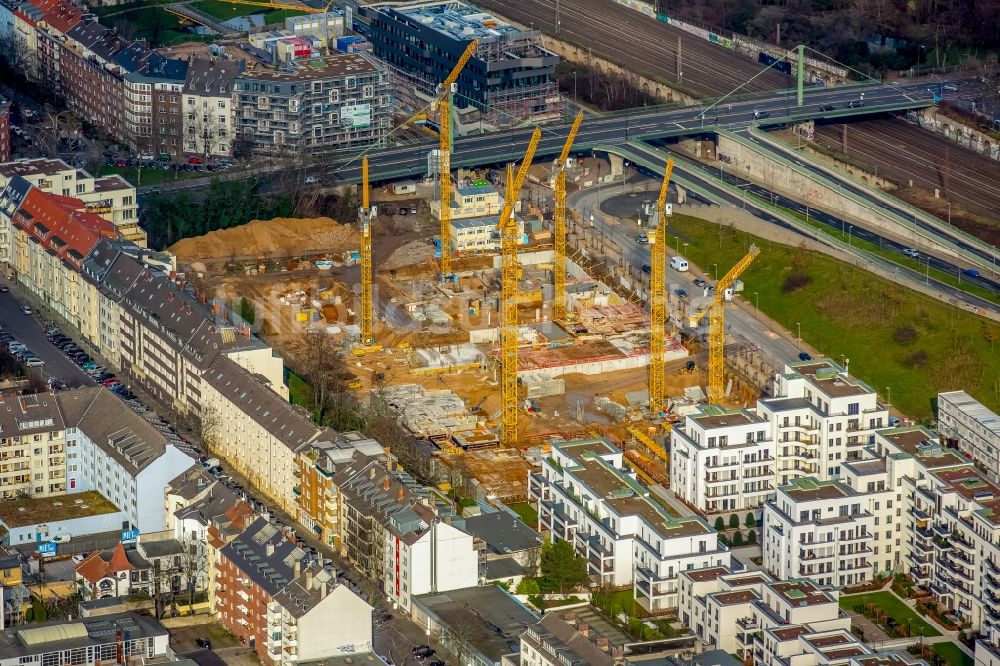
[796,44,804,107]
[677,36,683,84]
[555,0,560,34]
[776,23,780,47]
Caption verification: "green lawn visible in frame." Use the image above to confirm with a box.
[509,502,538,526]
[100,6,211,46]
[747,193,1000,306]
[593,588,648,618]
[668,214,1000,421]
[838,591,941,637]
[933,642,974,666]
[192,0,306,24]
[98,165,203,187]
[286,370,314,408]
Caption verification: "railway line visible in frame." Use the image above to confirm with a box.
[473,0,789,98]
[815,118,1000,223]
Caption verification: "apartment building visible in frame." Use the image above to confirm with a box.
[938,390,1000,476]
[0,158,142,243]
[0,0,41,81]
[0,548,29,626]
[294,431,388,546]
[516,611,627,666]
[669,405,774,515]
[758,358,889,484]
[0,390,66,499]
[200,356,322,515]
[530,438,728,611]
[0,176,120,331]
[58,386,195,532]
[234,53,391,155]
[126,59,188,160]
[215,517,378,666]
[762,477,880,588]
[183,58,241,158]
[0,612,170,666]
[0,97,9,162]
[335,458,478,613]
[364,0,561,127]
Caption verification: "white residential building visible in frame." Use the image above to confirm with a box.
[938,390,1000,477]
[529,438,728,611]
[182,58,240,158]
[758,358,889,485]
[761,477,879,588]
[670,405,774,515]
[0,158,143,245]
[58,386,195,533]
[335,459,479,613]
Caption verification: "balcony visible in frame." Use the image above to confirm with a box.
[706,458,739,470]
[705,474,737,485]
[838,531,871,542]
[910,566,930,583]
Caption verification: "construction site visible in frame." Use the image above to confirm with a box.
[173,51,769,505]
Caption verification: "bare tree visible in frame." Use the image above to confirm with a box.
[184,103,222,162]
[0,32,40,83]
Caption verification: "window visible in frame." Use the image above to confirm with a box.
[848,402,859,415]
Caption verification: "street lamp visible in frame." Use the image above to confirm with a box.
[796,322,801,349]
[848,225,854,246]
[886,386,892,406]
[713,263,718,282]
[753,291,759,320]
[947,201,951,226]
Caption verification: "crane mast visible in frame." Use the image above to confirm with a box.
[436,40,478,279]
[358,157,374,346]
[553,111,584,322]
[647,158,674,417]
[498,127,542,446]
[691,245,760,403]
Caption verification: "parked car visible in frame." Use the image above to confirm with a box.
[902,248,919,258]
[51,534,71,543]
[20,305,31,315]
[963,268,981,277]
[0,285,8,292]
[305,175,318,184]
[674,289,688,299]
[798,352,812,361]
[195,638,212,649]
[848,99,864,108]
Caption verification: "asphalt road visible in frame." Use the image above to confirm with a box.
[617,141,1000,314]
[147,82,938,196]
[472,0,788,97]
[0,288,95,387]
[569,185,804,368]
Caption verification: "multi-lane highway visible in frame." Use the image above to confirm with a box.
[314,82,935,185]
[473,0,788,97]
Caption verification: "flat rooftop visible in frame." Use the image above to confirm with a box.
[940,390,1000,436]
[0,491,119,528]
[395,0,524,41]
[789,359,873,397]
[771,625,809,641]
[0,158,74,178]
[243,53,377,80]
[606,496,710,539]
[711,590,758,606]
[690,405,763,429]
[769,580,834,607]
[842,459,887,476]
[683,566,730,582]
[780,477,853,502]
[0,612,166,658]
[932,468,1000,501]
[554,438,619,461]
[414,586,537,662]
[725,573,772,587]
[883,428,967,469]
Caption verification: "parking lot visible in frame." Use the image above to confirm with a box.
[0,287,94,386]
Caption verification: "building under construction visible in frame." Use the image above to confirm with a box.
[362,0,562,128]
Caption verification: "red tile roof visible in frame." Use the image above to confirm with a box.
[14,188,119,267]
[28,0,81,33]
[75,543,135,584]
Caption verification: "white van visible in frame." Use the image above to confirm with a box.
[669,256,689,272]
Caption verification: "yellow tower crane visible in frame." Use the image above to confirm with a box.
[552,111,584,323]
[647,158,675,417]
[437,40,479,280]
[358,156,375,346]
[226,0,335,13]
[692,245,760,403]
[498,127,542,447]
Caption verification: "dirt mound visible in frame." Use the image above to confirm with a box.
[169,217,359,262]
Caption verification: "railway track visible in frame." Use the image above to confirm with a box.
[816,118,1000,220]
[474,0,789,98]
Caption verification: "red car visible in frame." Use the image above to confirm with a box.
[187,156,204,165]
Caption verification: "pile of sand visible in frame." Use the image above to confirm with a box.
[170,217,359,262]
